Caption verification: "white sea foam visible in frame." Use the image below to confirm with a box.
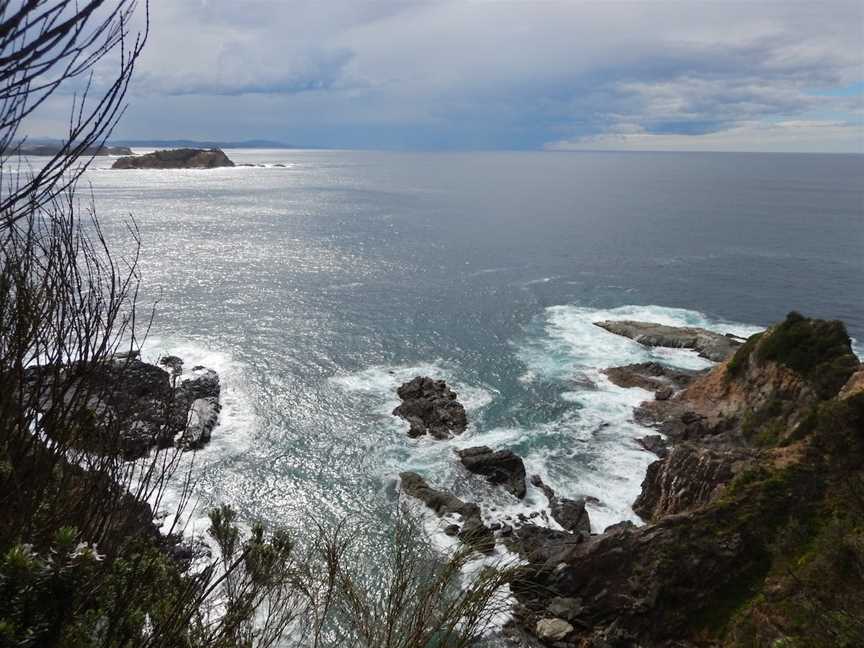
[138,337,258,539]
[511,303,764,530]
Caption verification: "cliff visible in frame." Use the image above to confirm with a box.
[509,313,864,647]
[111,148,235,169]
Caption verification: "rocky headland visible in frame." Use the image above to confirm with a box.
[111,148,235,169]
[507,312,863,647]
[395,313,864,647]
[25,352,222,459]
[16,143,133,156]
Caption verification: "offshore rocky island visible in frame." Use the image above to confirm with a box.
[394,312,863,647]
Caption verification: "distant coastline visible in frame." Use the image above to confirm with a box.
[111,138,303,150]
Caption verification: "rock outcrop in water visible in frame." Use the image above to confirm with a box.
[392,376,467,439]
[530,475,591,534]
[594,320,745,361]
[456,446,527,499]
[111,148,235,169]
[399,471,494,553]
[509,312,864,647]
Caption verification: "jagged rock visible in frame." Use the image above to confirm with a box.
[392,376,467,439]
[637,434,669,458]
[594,320,744,362]
[633,444,752,521]
[839,366,864,399]
[535,618,574,642]
[112,148,235,169]
[399,472,494,552]
[530,475,591,534]
[456,445,527,498]
[604,361,702,392]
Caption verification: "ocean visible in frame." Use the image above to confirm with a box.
[82,149,863,558]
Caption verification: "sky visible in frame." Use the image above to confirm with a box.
[25,0,864,152]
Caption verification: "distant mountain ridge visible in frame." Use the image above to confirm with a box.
[112,139,300,149]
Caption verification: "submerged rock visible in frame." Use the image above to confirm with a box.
[456,445,527,498]
[594,320,744,362]
[392,376,467,439]
[112,148,235,169]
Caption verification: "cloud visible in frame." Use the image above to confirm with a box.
[547,120,864,154]
[23,0,864,151]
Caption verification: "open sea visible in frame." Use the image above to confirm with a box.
[81,149,863,562]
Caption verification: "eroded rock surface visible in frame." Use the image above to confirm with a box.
[25,354,220,458]
[633,444,753,522]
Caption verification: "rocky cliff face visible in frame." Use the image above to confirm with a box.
[510,312,863,647]
[111,148,235,169]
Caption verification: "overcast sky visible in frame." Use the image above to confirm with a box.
[28,0,864,152]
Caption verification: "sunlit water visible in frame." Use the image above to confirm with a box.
[70,150,862,562]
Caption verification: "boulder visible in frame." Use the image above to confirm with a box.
[111,148,235,169]
[392,376,467,439]
[594,320,744,362]
[535,618,574,642]
[456,445,527,498]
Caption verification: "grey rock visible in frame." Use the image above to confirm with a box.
[594,320,744,362]
[456,445,527,498]
[399,472,494,553]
